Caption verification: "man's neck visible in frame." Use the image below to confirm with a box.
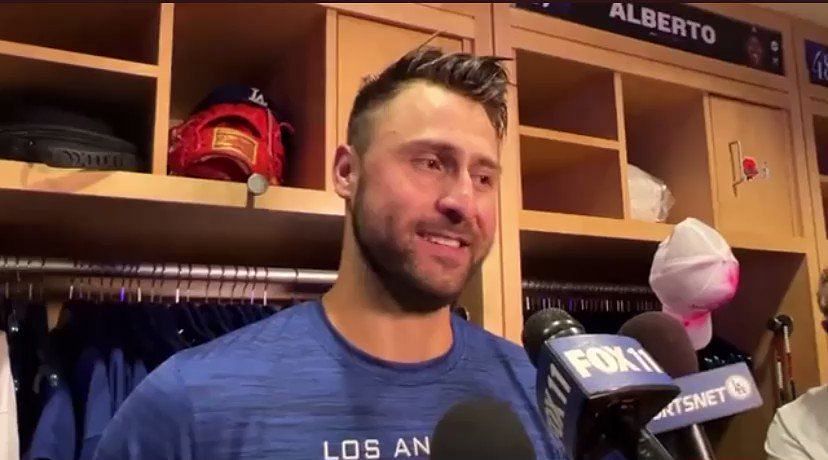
[321,241,454,364]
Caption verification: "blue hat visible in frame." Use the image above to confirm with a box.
[192,84,274,115]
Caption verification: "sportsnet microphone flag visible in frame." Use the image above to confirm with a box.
[647,362,763,434]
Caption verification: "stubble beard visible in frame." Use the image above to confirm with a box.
[350,181,485,314]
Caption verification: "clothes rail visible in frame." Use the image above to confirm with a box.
[522,278,654,295]
[0,256,338,286]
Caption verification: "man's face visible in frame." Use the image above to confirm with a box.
[350,82,500,312]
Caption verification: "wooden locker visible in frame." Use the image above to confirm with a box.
[708,96,799,238]
[336,14,463,146]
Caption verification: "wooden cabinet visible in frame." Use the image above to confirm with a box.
[708,96,799,238]
[336,15,463,146]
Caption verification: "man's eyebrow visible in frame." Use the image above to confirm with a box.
[399,139,458,154]
[400,139,502,172]
[475,157,502,173]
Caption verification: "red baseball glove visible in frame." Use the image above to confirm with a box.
[168,102,292,185]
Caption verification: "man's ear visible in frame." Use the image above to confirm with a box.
[333,144,360,200]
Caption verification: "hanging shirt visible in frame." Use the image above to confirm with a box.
[24,377,75,460]
[107,349,127,413]
[766,384,828,459]
[72,349,112,460]
[128,360,147,396]
[93,301,565,460]
[1,331,20,460]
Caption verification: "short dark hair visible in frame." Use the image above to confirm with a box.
[346,47,510,155]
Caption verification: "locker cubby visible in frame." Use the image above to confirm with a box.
[0,54,157,172]
[707,249,816,456]
[520,234,659,335]
[515,49,618,140]
[813,114,828,237]
[521,232,816,459]
[171,3,328,190]
[519,127,625,218]
[622,73,715,225]
[813,114,828,175]
[0,3,160,64]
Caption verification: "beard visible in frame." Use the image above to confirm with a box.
[350,181,485,314]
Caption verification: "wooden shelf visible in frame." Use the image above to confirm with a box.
[515,48,617,139]
[0,3,159,64]
[519,209,809,259]
[520,125,624,218]
[519,125,618,150]
[0,159,344,268]
[519,211,670,284]
[520,210,670,258]
[0,40,158,78]
[723,232,810,255]
[0,160,342,215]
[520,210,670,242]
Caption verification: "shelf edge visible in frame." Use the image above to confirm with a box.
[519,125,620,151]
[0,39,159,78]
[0,159,343,217]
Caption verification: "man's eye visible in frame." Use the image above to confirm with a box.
[473,174,493,188]
[416,158,443,171]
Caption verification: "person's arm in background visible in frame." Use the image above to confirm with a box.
[765,411,811,460]
[93,357,196,460]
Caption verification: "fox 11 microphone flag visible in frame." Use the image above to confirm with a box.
[537,334,677,458]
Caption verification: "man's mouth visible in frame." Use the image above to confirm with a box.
[417,232,470,249]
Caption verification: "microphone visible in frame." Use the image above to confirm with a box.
[522,308,678,460]
[619,312,716,460]
[430,397,536,460]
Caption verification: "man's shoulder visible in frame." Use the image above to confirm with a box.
[457,318,533,367]
[166,302,319,377]
[777,384,828,421]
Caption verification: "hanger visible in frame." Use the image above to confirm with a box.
[206,267,231,334]
[186,265,219,340]
[144,264,187,365]
[185,264,193,303]
[232,267,252,326]
[172,264,203,347]
[175,263,182,305]
[244,267,262,322]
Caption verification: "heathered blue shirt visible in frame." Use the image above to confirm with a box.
[94,301,565,459]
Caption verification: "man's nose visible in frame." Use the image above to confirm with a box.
[436,173,475,225]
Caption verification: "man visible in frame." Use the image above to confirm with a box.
[94,47,564,459]
[765,273,828,459]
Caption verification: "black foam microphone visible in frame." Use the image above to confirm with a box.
[619,312,716,460]
[431,398,536,460]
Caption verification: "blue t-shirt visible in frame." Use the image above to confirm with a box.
[94,301,565,459]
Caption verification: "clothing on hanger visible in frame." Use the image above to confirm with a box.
[522,278,661,334]
[20,293,302,460]
[1,329,21,460]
